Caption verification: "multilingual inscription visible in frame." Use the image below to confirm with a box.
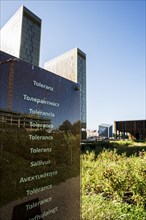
[26,197,52,210]
[26,185,52,196]
[29,206,58,220]
[29,135,53,141]
[19,171,58,183]
[29,121,53,129]
[18,80,59,216]
[30,160,51,167]
[33,80,54,91]
[23,94,59,107]
[29,108,55,117]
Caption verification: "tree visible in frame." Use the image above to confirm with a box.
[59,120,72,133]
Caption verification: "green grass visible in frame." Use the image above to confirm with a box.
[82,142,146,220]
[82,140,146,157]
[82,194,146,220]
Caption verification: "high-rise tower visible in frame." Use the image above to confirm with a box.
[44,48,87,139]
[0,5,41,66]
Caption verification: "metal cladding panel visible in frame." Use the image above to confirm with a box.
[115,120,146,140]
[0,51,80,220]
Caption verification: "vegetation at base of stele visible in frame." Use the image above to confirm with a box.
[82,140,146,220]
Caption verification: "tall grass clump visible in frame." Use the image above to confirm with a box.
[82,149,146,220]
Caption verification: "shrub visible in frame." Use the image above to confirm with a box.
[82,149,146,219]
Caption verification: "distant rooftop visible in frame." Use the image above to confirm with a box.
[44,47,86,66]
[115,119,145,122]
[99,124,112,127]
[22,5,41,24]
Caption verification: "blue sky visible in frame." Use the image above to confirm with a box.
[0,0,145,130]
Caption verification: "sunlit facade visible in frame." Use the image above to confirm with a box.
[44,48,87,138]
[0,5,41,66]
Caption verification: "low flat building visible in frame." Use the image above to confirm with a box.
[114,120,146,140]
